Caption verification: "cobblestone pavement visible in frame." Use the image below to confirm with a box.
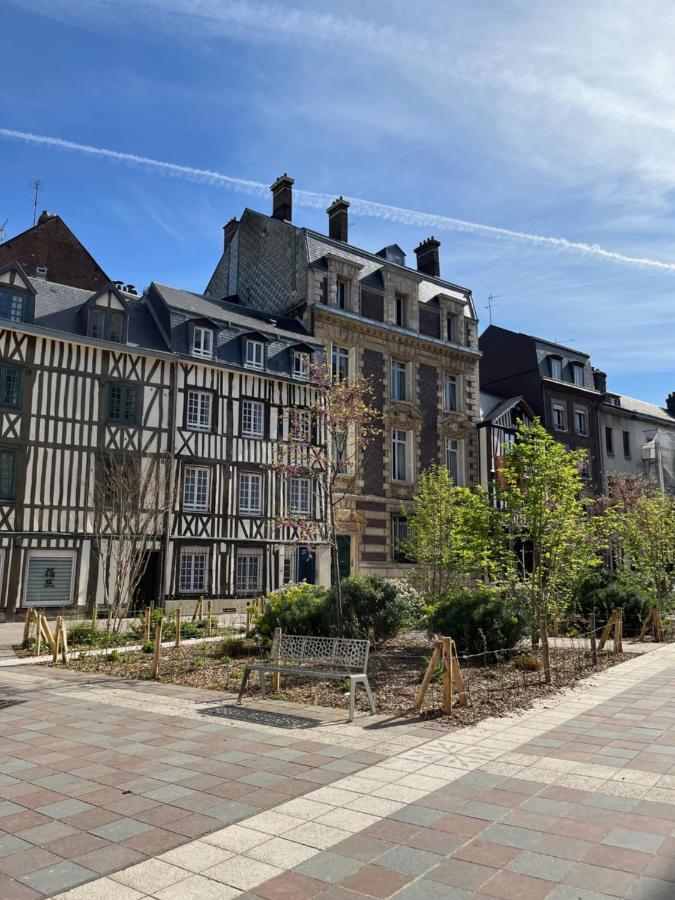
[1,646,675,898]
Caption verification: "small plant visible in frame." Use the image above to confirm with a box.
[141,642,154,654]
[106,650,121,662]
[221,637,246,658]
[512,654,542,672]
[420,654,444,684]
[193,655,208,667]
[21,637,35,650]
[221,655,232,664]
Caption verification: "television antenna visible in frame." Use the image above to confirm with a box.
[485,293,502,325]
[0,219,7,244]
[31,179,43,226]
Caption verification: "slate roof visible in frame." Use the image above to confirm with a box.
[607,394,675,425]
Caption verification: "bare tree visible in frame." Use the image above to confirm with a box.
[276,362,380,635]
[90,452,174,633]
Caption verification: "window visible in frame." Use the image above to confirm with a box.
[192,326,213,359]
[580,459,591,480]
[0,289,25,323]
[24,552,76,606]
[183,466,210,511]
[391,361,407,401]
[332,345,349,381]
[550,357,562,380]
[239,472,262,515]
[605,426,614,455]
[179,548,208,593]
[289,477,311,514]
[283,547,297,584]
[623,431,631,458]
[552,404,566,431]
[446,438,462,484]
[0,364,21,408]
[186,389,212,431]
[90,308,125,343]
[333,429,348,474]
[241,400,264,437]
[574,408,588,435]
[572,364,584,386]
[392,429,410,482]
[447,314,459,343]
[293,351,310,380]
[107,383,138,425]
[0,448,16,501]
[292,409,311,443]
[236,548,263,594]
[336,278,349,310]
[245,339,264,370]
[443,374,458,412]
[392,514,411,562]
[395,294,407,328]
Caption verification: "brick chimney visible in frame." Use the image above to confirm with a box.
[270,174,294,222]
[666,392,675,415]
[592,368,607,394]
[414,236,441,277]
[327,197,349,242]
[37,210,56,226]
[223,217,238,249]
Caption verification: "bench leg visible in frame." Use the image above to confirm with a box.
[237,667,251,705]
[348,678,357,723]
[363,677,376,715]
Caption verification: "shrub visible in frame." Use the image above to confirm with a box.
[106,650,120,662]
[512,654,542,672]
[220,636,247,658]
[426,588,529,656]
[253,583,332,639]
[573,572,654,635]
[68,623,99,646]
[141,642,154,654]
[340,576,425,645]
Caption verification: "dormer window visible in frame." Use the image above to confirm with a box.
[572,363,584,387]
[395,294,408,328]
[0,288,26,323]
[549,356,562,381]
[90,308,125,343]
[293,351,310,380]
[192,326,214,359]
[245,339,264,370]
[336,277,349,310]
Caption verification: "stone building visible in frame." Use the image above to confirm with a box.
[205,175,480,578]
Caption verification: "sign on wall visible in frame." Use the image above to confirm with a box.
[25,556,74,606]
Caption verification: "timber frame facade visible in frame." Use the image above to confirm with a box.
[0,261,328,617]
[205,177,481,578]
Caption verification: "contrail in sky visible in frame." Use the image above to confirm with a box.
[2,126,675,273]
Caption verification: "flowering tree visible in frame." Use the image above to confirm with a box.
[498,418,599,639]
[276,362,380,635]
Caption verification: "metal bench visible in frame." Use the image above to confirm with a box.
[237,631,376,722]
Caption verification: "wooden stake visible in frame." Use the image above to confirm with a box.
[271,627,281,693]
[449,639,467,706]
[52,616,62,663]
[590,610,598,666]
[151,618,163,679]
[23,608,36,643]
[615,608,623,654]
[655,607,664,642]
[413,641,442,710]
[539,619,551,684]
[598,609,617,651]
[207,600,212,636]
[35,615,42,656]
[91,601,98,631]
[143,607,151,643]
[192,596,203,623]
[175,608,182,648]
[60,618,69,665]
[441,636,453,715]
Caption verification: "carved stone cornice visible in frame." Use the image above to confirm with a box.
[383,402,422,428]
[438,411,474,438]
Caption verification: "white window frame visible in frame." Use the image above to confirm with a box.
[574,408,588,436]
[550,357,563,381]
[391,360,407,402]
[443,373,459,412]
[183,465,210,511]
[245,339,265,370]
[572,364,584,386]
[239,472,263,515]
[392,515,410,562]
[332,428,348,475]
[186,389,212,431]
[445,438,464,485]
[392,429,411,483]
[289,476,311,514]
[179,547,208,594]
[293,351,310,380]
[283,546,297,584]
[332,345,349,381]
[236,548,263,594]
[192,326,214,359]
[552,404,566,431]
[292,409,312,443]
[241,399,264,438]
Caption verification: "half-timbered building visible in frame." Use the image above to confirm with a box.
[0,261,327,617]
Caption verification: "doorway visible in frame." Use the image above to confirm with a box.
[336,535,351,582]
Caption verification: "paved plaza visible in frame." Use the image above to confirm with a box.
[2,646,675,898]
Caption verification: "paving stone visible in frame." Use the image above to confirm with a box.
[0,873,44,900]
[254,871,326,900]
[205,855,284,890]
[74,843,145,875]
[51,876,145,899]
[294,851,363,883]
[602,827,665,854]
[427,857,497,890]
[374,845,444,877]
[91,817,154,842]
[340,863,412,897]
[331,834,395,862]
[478,869,553,899]
[396,881,469,899]
[154,873,239,900]
[19,859,97,894]
[16,820,79,846]
[388,805,446,827]
[627,876,675,899]
[479,823,540,850]
[507,850,576,882]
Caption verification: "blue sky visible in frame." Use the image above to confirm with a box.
[1,0,674,405]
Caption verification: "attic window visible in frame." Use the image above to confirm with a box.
[192,325,214,359]
[293,351,310,380]
[90,308,125,343]
[0,288,25,323]
[549,356,563,381]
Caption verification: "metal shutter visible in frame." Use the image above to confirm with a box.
[25,556,74,606]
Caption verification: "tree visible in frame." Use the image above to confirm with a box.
[91,452,174,633]
[598,477,675,607]
[403,465,507,601]
[499,419,599,637]
[276,362,380,635]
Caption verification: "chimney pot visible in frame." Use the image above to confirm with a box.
[327,196,350,242]
[270,173,294,222]
[414,236,441,277]
[666,392,675,415]
[223,217,238,249]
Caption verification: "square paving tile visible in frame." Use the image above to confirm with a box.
[340,863,412,897]
[294,850,363,883]
[373,845,444,877]
[91,817,154,842]
[19,859,97,894]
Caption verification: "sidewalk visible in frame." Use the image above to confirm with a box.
[1,645,675,898]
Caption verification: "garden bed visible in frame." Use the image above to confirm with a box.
[50,633,634,727]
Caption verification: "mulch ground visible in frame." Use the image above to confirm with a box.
[50,634,633,728]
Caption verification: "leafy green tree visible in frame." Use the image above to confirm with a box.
[499,419,599,635]
[403,465,507,601]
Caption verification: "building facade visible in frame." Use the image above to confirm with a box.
[205,176,480,578]
[479,325,603,493]
[0,261,328,618]
[478,392,534,500]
